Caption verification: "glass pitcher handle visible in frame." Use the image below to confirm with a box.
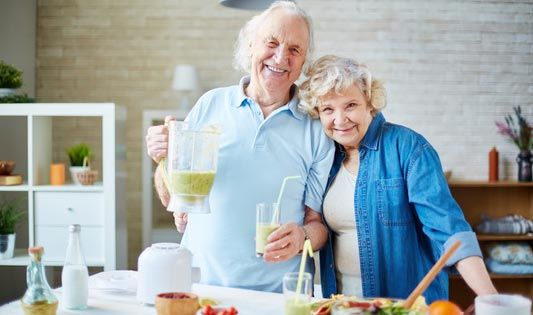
[158,158,172,193]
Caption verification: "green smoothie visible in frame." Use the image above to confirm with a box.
[284,297,311,315]
[255,223,280,255]
[170,170,216,196]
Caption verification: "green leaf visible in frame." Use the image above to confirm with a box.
[0,60,23,89]
[0,198,25,235]
[66,143,92,166]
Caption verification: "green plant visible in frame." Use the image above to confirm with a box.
[0,198,25,235]
[0,60,23,89]
[0,93,34,103]
[67,143,92,167]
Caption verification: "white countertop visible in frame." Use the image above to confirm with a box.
[0,283,286,315]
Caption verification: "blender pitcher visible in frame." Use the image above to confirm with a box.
[161,121,220,213]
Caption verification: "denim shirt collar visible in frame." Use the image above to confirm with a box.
[234,76,304,120]
[359,112,385,151]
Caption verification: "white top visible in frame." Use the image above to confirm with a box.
[323,164,363,297]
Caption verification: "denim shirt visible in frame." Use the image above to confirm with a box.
[319,113,482,303]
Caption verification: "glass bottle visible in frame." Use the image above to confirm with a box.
[20,246,58,315]
[61,224,89,310]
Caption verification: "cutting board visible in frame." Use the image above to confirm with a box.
[0,175,23,186]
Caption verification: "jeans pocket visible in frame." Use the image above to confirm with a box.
[376,178,413,227]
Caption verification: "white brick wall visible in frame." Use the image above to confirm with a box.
[36,0,532,266]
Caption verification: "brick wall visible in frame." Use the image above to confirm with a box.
[36,0,533,267]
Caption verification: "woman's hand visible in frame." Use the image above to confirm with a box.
[173,212,188,233]
[146,115,175,163]
[262,223,306,263]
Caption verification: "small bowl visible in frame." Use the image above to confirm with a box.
[155,292,200,315]
[0,160,15,176]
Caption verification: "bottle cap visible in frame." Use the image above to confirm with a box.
[69,224,81,232]
[28,246,43,255]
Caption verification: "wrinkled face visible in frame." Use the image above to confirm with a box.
[249,9,309,95]
[318,84,374,149]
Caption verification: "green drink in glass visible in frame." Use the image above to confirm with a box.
[255,203,280,256]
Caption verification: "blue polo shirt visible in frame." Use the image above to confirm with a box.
[181,77,334,292]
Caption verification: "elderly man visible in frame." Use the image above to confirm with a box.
[145,1,334,292]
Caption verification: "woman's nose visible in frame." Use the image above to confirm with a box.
[333,111,346,123]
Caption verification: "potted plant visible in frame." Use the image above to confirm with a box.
[67,143,92,185]
[495,106,533,182]
[0,60,23,97]
[0,198,25,260]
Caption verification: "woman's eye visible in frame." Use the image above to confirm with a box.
[347,103,357,109]
[321,108,333,114]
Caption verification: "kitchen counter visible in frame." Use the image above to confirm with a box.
[0,282,286,315]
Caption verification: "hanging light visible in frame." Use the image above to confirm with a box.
[219,0,291,11]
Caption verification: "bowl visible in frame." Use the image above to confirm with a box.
[155,292,200,315]
[0,160,15,176]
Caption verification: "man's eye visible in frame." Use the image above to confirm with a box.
[290,48,300,55]
[347,103,357,108]
[267,41,277,47]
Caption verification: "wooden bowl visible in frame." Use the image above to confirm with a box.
[155,292,200,315]
[0,160,15,176]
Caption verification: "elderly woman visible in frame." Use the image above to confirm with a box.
[299,55,497,302]
[145,2,333,292]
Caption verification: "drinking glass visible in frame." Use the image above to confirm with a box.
[255,202,280,256]
[283,272,312,315]
[475,294,531,315]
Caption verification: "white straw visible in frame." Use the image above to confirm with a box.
[272,175,301,224]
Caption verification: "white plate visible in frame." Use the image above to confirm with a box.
[89,270,137,295]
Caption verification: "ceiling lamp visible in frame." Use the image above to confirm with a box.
[219,0,291,11]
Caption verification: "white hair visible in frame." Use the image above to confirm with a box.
[233,0,314,73]
[299,55,387,119]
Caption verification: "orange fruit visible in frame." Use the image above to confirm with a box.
[428,300,462,315]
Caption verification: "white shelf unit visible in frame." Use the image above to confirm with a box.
[0,103,126,270]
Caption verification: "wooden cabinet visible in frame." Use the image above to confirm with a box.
[0,103,127,271]
[447,180,533,309]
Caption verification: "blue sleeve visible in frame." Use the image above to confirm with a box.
[406,142,482,266]
[304,125,335,213]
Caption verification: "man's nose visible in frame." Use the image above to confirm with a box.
[273,46,288,65]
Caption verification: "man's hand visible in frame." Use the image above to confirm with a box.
[146,115,175,163]
[262,223,305,262]
[173,212,188,233]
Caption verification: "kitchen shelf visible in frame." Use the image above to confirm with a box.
[477,234,533,241]
[0,249,29,266]
[447,180,532,309]
[32,183,103,192]
[448,180,533,188]
[0,183,29,191]
[0,104,126,271]
[450,273,533,280]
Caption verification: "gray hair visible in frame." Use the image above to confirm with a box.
[233,1,314,73]
[299,55,387,119]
